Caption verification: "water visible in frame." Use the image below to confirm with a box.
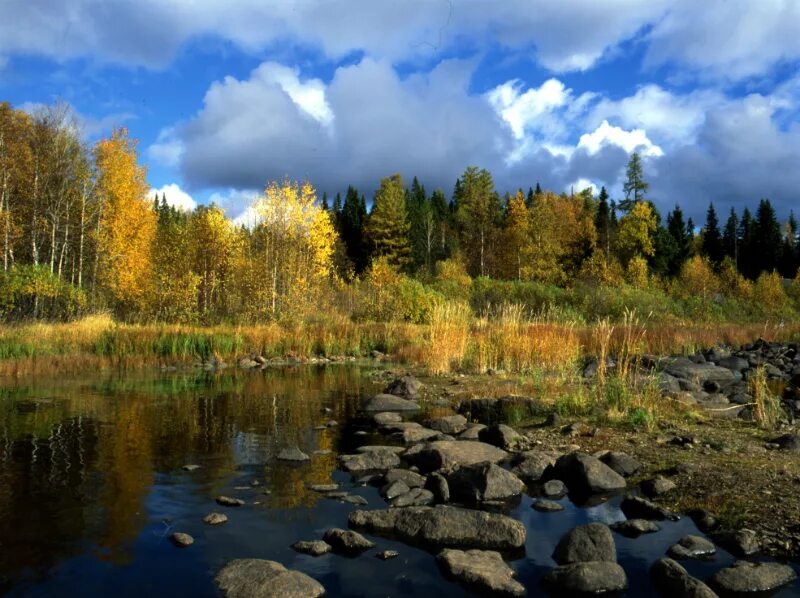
[0,365,797,597]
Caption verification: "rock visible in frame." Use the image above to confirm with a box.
[545,452,626,495]
[182,464,201,471]
[563,422,593,437]
[668,535,716,560]
[376,550,399,560]
[348,505,526,550]
[641,477,677,498]
[373,411,403,426]
[650,558,718,598]
[659,373,683,393]
[391,487,434,507]
[322,528,376,554]
[169,532,194,547]
[478,424,522,450]
[215,559,325,598]
[428,415,468,435]
[203,512,228,525]
[404,440,508,473]
[356,445,406,455]
[363,394,420,412]
[238,357,260,369]
[384,468,426,488]
[510,450,559,483]
[597,451,642,477]
[383,480,411,501]
[339,450,401,472]
[385,375,422,399]
[425,472,450,503]
[339,494,369,506]
[216,496,245,507]
[709,528,759,556]
[459,424,487,440]
[533,499,564,512]
[542,479,567,498]
[308,483,339,492]
[276,447,310,462]
[663,358,737,388]
[291,540,332,556]
[687,510,719,533]
[400,426,440,444]
[610,519,660,537]
[542,562,627,595]
[447,462,526,503]
[771,433,800,451]
[620,496,679,521]
[709,561,797,596]
[457,395,539,424]
[553,523,616,564]
[437,549,525,597]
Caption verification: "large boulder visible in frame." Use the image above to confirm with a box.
[437,549,525,597]
[510,450,559,483]
[597,451,642,477]
[663,358,737,388]
[552,523,616,565]
[384,375,422,399]
[650,558,718,598]
[709,528,759,557]
[384,468,426,489]
[542,562,627,595]
[544,452,626,495]
[339,450,401,472]
[447,462,525,503]
[215,559,325,598]
[404,440,508,473]
[348,505,526,550]
[709,561,797,595]
[478,424,522,450]
[427,414,468,435]
[322,528,375,554]
[667,535,716,560]
[363,393,420,412]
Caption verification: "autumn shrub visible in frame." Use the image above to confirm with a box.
[0,265,88,321]
[752,271,791,316]
[469,277,572,318]
[625,256,649,288]
[430,256,472,302]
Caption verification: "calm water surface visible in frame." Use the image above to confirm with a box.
[0,365,798,597]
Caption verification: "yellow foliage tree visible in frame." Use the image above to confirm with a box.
[676,255,720,303]
[625,255,649,288]
[753,271,789,313]
[93,129,155,315]
[502,190,532,280]
[190,205,239,320]
[615,201,656,266]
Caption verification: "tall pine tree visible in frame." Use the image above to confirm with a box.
[620,152,648,213]
[701,202,724,265]
[365,174,412,270]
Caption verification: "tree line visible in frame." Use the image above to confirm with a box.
[0,100,798,323]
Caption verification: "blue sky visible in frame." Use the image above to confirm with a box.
[1,0,799,222]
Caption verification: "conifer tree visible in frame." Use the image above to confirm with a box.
[340,186,368,273]
[455,166,499,277]
[365,174,411,270]
[620,152,648,213]
[595,186,612,255]
[666,204,690,275]
[722,208,739,267]
[753,199,782,274]
[738,207,755,278]
[702,202,724,265]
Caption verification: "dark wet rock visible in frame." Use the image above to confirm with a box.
[437,549,525,596]
[323,528,376,554]
[457,395,539,425]
[339,450,401,472]
[511,450,559,483]
[447,462,525,503]
[641,477,677,498]
[620,496,679,521]
[216,496,245,507]
[182,464,201,471]
[542,479,567,498]
[215,559,325,598]
[291,540,332,556]
[459,424,487,440]
[668,535,716,560]
[400,426,440,444]
[533,499,564,512]
[339,494,369,506]
[308,483,339,492]
[373,412,403,427]
[404,440,508,473]
[478,424,522,450]
[169,532,194,547]
[364,394,420,412]
[709,529,759,557]
[348,505,526,550]
[384,468,426,488]
[427,415,468,435]
[276,447,310,462]
[771,433,800,451]
[709,561,796,596]
[425,472,450,503]
[553,523,616,564]
[545,452,626,495]
[650,558,718,598]
[203,512,228,525]
[663,358,737,388]
[687,509,719,533]
[391,487,434,507]
[610,519,660,537]
[542,562,627,595]
[597,451,642,477]
[376,550,399,560]
[385,375,422,399]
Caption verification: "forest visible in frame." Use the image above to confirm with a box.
[1,100,799,328]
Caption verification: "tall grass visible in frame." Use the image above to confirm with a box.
[750,366,783,430]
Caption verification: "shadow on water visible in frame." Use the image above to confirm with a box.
[0,364,797,597]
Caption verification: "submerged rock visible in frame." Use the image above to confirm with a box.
[532,499,564,513]
[376,550,399,560]
[291,540,332,556]
[276,447,310,462]
[437,549,525,596]
[348,505,526,550]
[216,496,245,507]
[169,532,194,547]
[542,562,627,595]
[553,523,616,565]
[667,535,716,560]
[215,559,325,598]
[610,519,660,537]
[709,561,797,596]
[203,512,228,525]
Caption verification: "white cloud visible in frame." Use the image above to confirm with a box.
[149,183,197,212]
[148,127,185,168]
[208,188,261,223]
[257,63,333,126]
[487,78,570,140]
[578,120,663,157]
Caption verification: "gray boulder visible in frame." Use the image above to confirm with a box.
[459,424,487,440]
[663,358,737,388]
[437,549,525,596]
[478,424,522,450]
[404,440,508,473]
[597,451,642,477]
[545,452,626,495]
[322,528,375,554]
[610,519,660,537]
[385,375,422,399]
[425,472,450,503]
[641,477,677,498]
[511,450,559,483]
[543,562,627,595]
[542,480,567,498]
[667,535,716,560]
[291,540,331,556]
[709,528,759,556]
[650,558,718,598]
[276,447,310,462]
[384,468,426,488]
[348,505,526,550]
[447,462,526,503]
[339,450,401,472]
[364,393,420,412]
[427,415,468,435]
[373,411,403,425]
[215,559,325,598]
[620,496,679,521]
[391,487,435,507]
[553,523,616,565]
[709,561,797,595]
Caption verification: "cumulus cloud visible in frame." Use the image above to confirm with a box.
[577,120,663,157]
[149,183,197,212]
[148,127,185,168]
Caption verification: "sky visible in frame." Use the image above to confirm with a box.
[1,0,799,222]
